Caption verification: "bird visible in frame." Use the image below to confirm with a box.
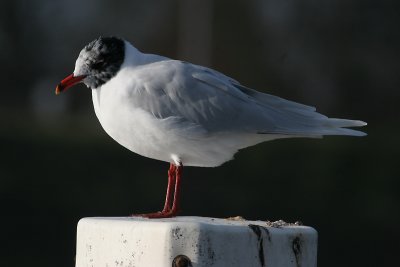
[55,36,366,218]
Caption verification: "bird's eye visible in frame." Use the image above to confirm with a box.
[91,60,105,70]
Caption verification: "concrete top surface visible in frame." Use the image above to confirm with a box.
[79,216,315,231]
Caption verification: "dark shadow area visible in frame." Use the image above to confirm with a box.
[0,1,398,266]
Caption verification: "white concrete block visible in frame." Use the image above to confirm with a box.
[75,217,317,267]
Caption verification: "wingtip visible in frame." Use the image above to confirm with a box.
[348,120,367,127]
[357,120,368,127]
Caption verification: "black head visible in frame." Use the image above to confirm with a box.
[74,36,125,89]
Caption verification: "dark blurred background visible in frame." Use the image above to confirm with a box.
[1,0,399,266]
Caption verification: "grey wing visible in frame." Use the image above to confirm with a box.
[130,61,366,137]
[191,64,366,136]
[128,61,277,133]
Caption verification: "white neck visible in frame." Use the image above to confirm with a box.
[122,41,169,68]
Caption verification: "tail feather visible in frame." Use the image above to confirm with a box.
[253,99,368,137]
[321,118,367,128]
[267,118,368,137]
[260,126,367,137]
[233,82,367,137]
[308,127,367,137]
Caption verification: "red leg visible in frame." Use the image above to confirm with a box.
[132,163,183,218]
[162,164,176,213]
[169,165,183,215]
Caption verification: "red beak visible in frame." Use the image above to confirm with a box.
[55,74,86,95]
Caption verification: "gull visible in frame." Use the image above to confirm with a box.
[56,36,366,218]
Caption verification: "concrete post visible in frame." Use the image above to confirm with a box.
[75,216,317,267]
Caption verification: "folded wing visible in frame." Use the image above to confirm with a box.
[127,60,366,137]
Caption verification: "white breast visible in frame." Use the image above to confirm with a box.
[92,81,172,164]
